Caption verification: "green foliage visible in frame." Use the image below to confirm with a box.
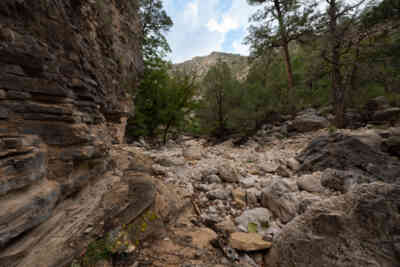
[126,59,198,144]
[246,0,318,105]
[241,47,331,115]
[290,46,331,109]
[183,116,207,136]
[245,0,317,56]
[197,60,237,137]
[126,0,191,144]
[81,239,113,267]
[260,220,270,229]
[328,125,337,135]
[245,0,400,128]
[132,0,400,140]
[196,58,283,136]
[248,222,258,233]
[241,0,399,128]
[129,59,170,137]
[362,0,400,26]
[228,79,274,131]
[140,0,173,61]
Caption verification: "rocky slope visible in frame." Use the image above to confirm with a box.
[173,52,250,81]
[128,123,400,267]
[0,0,144,266]
[87,99,399,267]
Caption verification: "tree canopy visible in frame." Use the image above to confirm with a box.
[139,0,173,61]
[245,0,318,108]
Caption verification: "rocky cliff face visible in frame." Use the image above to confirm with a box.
[173,51,250,81]
[0,0,143,265]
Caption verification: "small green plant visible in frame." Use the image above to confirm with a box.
[81,239,113,267]
[328,125,337,134]
[260,221,269,229]
[248,222,258,233]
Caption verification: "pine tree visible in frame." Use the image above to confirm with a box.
[245,0,317,107]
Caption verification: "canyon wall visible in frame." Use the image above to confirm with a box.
[0,0,143,265]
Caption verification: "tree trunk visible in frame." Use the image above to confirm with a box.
[329,0,346,128]
[274,0,294,108]
[382,62,391,93]
[217,86,225,136]
[348,46,361,108]
[333,78,346,128]
[163,120,172,145]
[383,82,390,93]
[282,43,294,93]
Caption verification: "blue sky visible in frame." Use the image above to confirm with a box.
[163,0,258,63]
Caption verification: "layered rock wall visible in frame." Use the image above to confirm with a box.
[0,0,142,265]
[0,0,142,195]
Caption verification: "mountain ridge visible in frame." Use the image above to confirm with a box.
[173,51,251,81]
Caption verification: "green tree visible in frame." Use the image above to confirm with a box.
[199,60,236,137]
[229,80,275,132]
[128,59,170,139]
[317,0,373,127]
[127,0,194,144]
[139,0,173,61]
[363,0,400,24]
[127,59,198,144]
[245,0,317,106]
[360,0,400,95]
[159,69,198,144]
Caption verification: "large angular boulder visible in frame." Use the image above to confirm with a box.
[264,182,400,267]
[261,179,299,223]
[383,136,400,157]
[365,96,389,112]
[235,208,273,234]
[290,113,330,133]
[344,109,365,129]
[207,188,230,200]
[296,133,400,184]
[218,163,240,183]
[297,174,324,193]
[320,168,374,193]
[372,107,400,124]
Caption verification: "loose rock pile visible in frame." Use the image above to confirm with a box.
[126,125,400,267]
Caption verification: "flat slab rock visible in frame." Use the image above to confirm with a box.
[174,227,217,249]
[229,232,272,251]
[0,170,163,267]
[0,180,60,247]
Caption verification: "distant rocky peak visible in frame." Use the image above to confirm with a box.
[173,51,250,81]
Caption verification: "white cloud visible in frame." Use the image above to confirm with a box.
[165,0,258,63]
[207,16,239,33]
[228,0,257,27]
